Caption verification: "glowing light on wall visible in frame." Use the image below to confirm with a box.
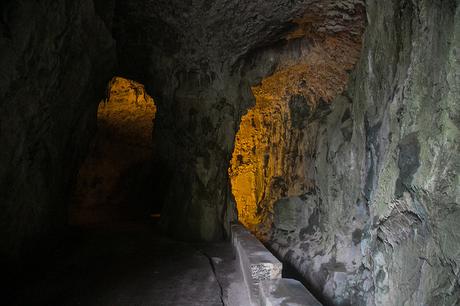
[229,30,363,239]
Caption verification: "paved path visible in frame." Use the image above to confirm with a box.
[8,222,250,306]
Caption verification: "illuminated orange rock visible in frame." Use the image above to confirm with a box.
[229,16,364,239]
[98,77,156,146]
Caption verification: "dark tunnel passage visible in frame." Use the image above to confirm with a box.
[70,76,159,227]
[1,0,459,305]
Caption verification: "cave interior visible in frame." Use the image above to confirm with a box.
[0,0,459,305]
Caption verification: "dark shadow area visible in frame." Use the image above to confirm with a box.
[4,77,166,304]
[6,221,225,306]
[4,77,231,306]
[69,76,160,227]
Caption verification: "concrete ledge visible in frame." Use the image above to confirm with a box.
[231,223,322,306]
[231,223,282,304]
[259,278,322,306]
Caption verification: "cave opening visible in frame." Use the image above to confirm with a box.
[228,17,365,304]
[70,76,159,227]
[229,24,364,241]
[2,1,459,305]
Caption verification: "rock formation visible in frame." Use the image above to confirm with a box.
[234,1,460,305]
[0,0,458,305]
[0,0,116,262]
[229,5,364,238]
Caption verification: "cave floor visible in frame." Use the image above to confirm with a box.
[9,221,250,306]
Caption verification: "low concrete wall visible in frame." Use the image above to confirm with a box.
[231,223,322,306]
[232,223,283,303]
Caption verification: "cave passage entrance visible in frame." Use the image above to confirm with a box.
[228,29,363,241]
[70,77,158,226]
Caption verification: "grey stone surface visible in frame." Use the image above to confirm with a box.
[232,223,322,306]
[259,278,322,306]
[232,223,283,304]
[6,223,245,306]
[0,1,458,305]
[274,196,316,232]
[196,240,253,306]
[267,1,460,305]
[113,0,365,242]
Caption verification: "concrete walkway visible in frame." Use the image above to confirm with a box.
[9,222,250,306]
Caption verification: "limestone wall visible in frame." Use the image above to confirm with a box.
[229,20,364,239]
[0,2,458,304]
[265,1,460,305]
[0,0,116,261]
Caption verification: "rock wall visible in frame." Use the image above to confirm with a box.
[113,0,321,241]
[264,0,460,305]
[114,0,366,242]
[0,0,116,261]
[229,10,364,239]
[0,2,457,304]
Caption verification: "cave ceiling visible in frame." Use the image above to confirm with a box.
[114,0,365,71]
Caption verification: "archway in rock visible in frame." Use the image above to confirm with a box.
[228,15,365,305]
[229,15,364,241]
[70,77,157,226]
[2,1,459,305]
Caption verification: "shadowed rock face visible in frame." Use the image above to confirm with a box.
[114,0,366,241]
[115,0,362,69]
[0,0,116,262]
[0,0,364,256]
[262,1,460,305]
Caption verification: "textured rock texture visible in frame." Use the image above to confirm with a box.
[0,1,458,305]
[0,0,116,261]
[229,9,364,237]
[114,0,366,241]
[263,1,460,305]
[70,77,156,226]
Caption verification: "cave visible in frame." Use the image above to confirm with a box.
[1,1,459,306]
[70,76,158,226]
